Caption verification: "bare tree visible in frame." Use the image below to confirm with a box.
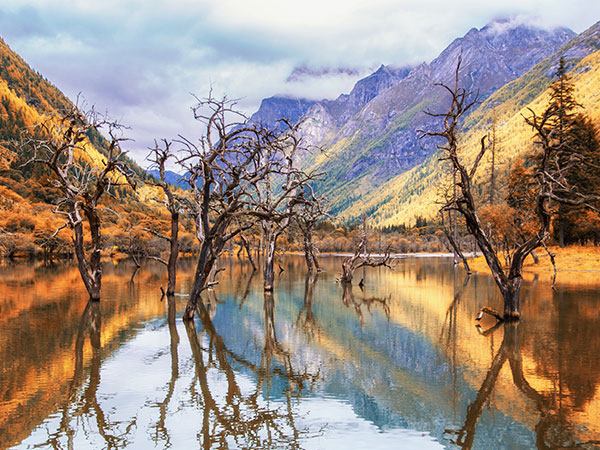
[340,223,392,284]
[25,104,135,300]
[253,120,322,291]
[177,94,280,320]
[235,218,258,271]
[422,58,599,320]
[296,190,327,273]
[146,140,181,295]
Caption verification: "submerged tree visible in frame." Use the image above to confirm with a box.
[253,120,322,291]
[340,221,392,284]
[146,140,181,295]
[25,104,135,300]
[295,190,327,273]
[422,57,599,320]
[178,94,283,320]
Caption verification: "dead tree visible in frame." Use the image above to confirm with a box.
[340,226,392,284]
[439,210,471,274]
[296,190,327,273]
[146,140,181,295]
[420,58,598,320]
[253,120,321,291]
[177,94,279,320]
[421,58,576,320]
[235,219,258,271]
[26,104,135,300]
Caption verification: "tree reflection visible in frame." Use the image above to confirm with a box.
[295,271,319,340]
[440,271,471,417]
[150,295,180,447]
[447,322,600,449]
[184,291,320,449]
[37,300,137,449]
[341,282,390,328]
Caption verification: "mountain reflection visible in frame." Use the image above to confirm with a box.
[2,256,600,449]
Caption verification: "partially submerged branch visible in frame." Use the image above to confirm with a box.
[340,226,393,284]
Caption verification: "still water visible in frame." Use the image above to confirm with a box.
[1,255,599,449]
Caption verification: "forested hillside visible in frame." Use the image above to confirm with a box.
[0,36,180,258]
[270,20,576,216]
[336,20,600,228]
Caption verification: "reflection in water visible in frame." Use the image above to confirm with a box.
[150,295,179,447]
[296,272,319,340]
[340,282,390,329]
[184,290,319,449]
[449,321,600,449]
[38,301,137,449]
[2,256,600,449]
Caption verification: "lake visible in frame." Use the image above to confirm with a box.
[1,255,599,449]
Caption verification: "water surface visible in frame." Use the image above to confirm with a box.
[1,256,599,449]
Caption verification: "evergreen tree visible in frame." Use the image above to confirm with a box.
[531,56,600,246]
[554,114,600,244]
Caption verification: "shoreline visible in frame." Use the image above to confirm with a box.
[286,251,479,259]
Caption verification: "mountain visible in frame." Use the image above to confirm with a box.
[147,169,189,190]
[248,96,318,132]
[295,20,575,216]
[342,20,600,227]
[249,64,411,136]
[0,36,150,183]
[0,35,166,256]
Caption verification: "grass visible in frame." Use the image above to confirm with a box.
[469,245,600,285]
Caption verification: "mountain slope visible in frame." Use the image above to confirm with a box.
[298,20,575,216]
[0,35,169,256]
[0,36,151,181]
[342,20,600,227]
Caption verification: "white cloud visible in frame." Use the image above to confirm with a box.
[1,0,599,167]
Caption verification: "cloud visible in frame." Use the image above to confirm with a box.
[0,0,599,168]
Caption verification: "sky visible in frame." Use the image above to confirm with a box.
[0,0,599,167]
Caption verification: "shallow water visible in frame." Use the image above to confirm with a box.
[1,256,599,449]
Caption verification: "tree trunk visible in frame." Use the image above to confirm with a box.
[303,235,314,272]
[183,239,215,321]
[443,221,471,274]
[72,217,101,301]
[340,259,354,284]
[166,212,179,296]
[263,235,277,291]
[86,208,103,299]
[502,277,522,320]
[240,234,257,271]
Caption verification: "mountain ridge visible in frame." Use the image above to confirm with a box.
[294,20,575,216]
[341,20,600,226]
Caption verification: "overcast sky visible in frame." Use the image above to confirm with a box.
[1,1,599,167]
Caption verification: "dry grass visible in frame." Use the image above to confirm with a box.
[469,245,600,286]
